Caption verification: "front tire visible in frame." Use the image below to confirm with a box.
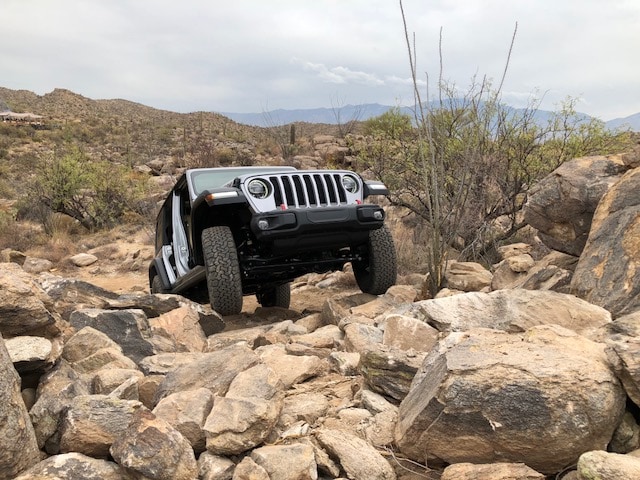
[202,226,243,316]
[257,283,291,308]
[353,225,397,295]
[151,275,168,294]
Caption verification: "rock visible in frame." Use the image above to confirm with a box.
[232,456,270,480]
[290,324,343,349]
[139,375,164,409]
[490,261,528,290]
[148,305,207,353]
[276,392,330,432]
[63,326,118,363]
[110,409,198,480]
[206,324,272,351]
[204,395,283,455]
[4,335,57,374]
[321,292,376,325]
[315,428,396,480]
[492,250,577,292]
[380,314,439,352]
[409,289,611,339]
[441,462,545,480]
[69,308,155,365]
[577,450,640,480]
[570,167,640,317]
[14,452,136,480]
[505,253,536,272]
[343,322,384,352]
[0,248,26,265]
[358,344,425,401]
[154,343,260,403]
[62,326,138,373]
[38,275,119,320]
[58,395,144,457]
[22,256,53,273]
[606,320,640,407]
[0,333,41,478]
[138,352,204,375]
[328,351,360,376]
[203,360,286,455]
[523,155,629,256]
[92,368,144,396]
[395,326,626,474]
[0,262,58,336]
[497,243,533,259]
[226,363,284,400]
[29,360,90,452]
[250,443,318,480]
[70,253,99,267]
[153,388,214,452]
[610,411,640,453]
[444,261,493,292]
[257,345,328,389]
[198,452,235,480]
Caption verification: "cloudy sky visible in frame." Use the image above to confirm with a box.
[2,0,638,120]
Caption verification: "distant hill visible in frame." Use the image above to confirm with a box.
[220,103,640,132]
[219,104,393,127]
[605,112,640,131]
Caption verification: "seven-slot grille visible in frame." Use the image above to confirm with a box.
[267,173,350,208]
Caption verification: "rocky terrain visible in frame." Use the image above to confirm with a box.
[0,149,639,480]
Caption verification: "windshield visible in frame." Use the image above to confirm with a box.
[188,167,295,197]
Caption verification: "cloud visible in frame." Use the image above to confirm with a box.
[292,58,385,86]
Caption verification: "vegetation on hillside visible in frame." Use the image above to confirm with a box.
[0,85,634,288]
[350,4,634,294]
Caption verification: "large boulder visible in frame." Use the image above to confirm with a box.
[395,325,626,474]
[69,309,155,364]
[58,395,144,457]
[407,289,611,339]
[154,343,260,403]
[14,452,136,480]
[0,262,59,337]
[523,155,629,256]
[29,360,90,452]
[315,428,396,480]
[0,334,41,477]
[110,409,198,480]
[570,167,640,317]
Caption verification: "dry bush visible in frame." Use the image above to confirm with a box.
[26,234,77,265]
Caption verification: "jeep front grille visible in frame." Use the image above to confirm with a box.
[269,173,347,208]
[240,170,364,213]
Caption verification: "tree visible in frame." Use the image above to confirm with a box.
[355,2,632,296]
[30,146,148,231]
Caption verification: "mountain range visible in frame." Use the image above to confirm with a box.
[220,103,640,131]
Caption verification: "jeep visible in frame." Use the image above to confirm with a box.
[149,166,397,315]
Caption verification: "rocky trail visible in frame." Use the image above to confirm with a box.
[1,154,640,480]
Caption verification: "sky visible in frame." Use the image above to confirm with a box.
[1,0,639,121]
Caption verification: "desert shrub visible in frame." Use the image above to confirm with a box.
[27,146,150,231]
[359,4,633,295]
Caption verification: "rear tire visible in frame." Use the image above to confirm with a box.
[353,225,397,295]
[257,283,291,308]
[202,226,243,316]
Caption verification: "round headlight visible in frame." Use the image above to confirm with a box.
[341,175,359,194]
[247,179,270,199]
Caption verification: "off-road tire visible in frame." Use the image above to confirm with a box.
[202,226,243,315]
[353,224,397,295]
[257,283,291,308]
[151,275,168,294]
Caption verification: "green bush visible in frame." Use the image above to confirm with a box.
[355,89,632,295]
[28,146,149,231]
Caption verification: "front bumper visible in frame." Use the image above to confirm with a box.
[249,204,386,250]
